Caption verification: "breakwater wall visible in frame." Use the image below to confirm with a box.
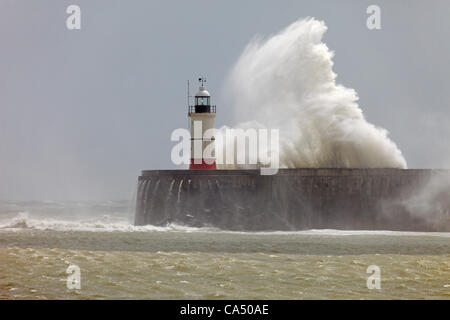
[135,169,450,231]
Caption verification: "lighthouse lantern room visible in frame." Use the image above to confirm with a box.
[188,77,217,170]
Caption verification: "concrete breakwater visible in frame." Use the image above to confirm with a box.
[134,169,450,231]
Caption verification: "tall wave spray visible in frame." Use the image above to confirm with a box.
[222,18,407,169]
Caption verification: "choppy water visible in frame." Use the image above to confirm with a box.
[0,201,449,299]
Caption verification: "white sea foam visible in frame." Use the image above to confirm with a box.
[1,212,448,237]
[0,211,219,233]
[218,18,407,169]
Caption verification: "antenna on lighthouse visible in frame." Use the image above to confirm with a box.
[199,77,207,86]
[187,80,191,106]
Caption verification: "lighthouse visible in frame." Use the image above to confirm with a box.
[188,77,217,170]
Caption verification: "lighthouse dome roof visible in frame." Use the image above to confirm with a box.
[195,86,210,97]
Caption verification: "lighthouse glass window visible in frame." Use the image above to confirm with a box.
[196,97,210,106]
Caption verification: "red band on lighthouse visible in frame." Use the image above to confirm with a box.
[189,159,217,170]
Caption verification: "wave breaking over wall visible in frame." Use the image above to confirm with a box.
[221,18,407,169]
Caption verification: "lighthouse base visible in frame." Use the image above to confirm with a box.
[189,160,216,170]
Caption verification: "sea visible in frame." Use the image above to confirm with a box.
[0,200,449,300]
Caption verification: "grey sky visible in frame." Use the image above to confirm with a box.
[0,0,449,200]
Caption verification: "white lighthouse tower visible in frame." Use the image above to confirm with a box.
[188,77,217,170]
